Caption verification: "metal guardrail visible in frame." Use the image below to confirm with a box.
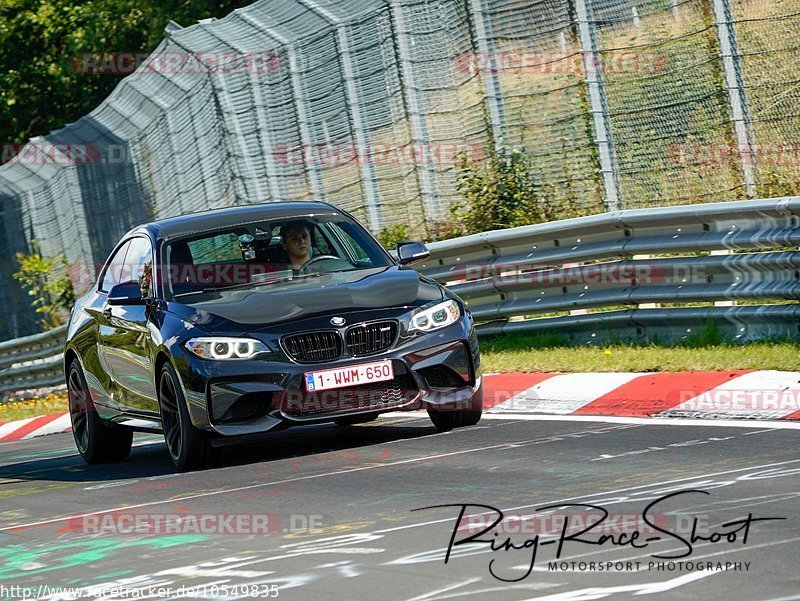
[0,325,67,370]
[2,198,800,394]
[0,326,67,396]
[414,197,800,343]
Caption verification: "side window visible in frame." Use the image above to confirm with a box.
[124,237,154,297]
[329,223,370,263]
[99,241,132,293]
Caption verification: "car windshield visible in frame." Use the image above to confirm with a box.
[163,215,393,299]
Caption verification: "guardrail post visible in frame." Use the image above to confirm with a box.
[633,254,660,309]
[711,249,736,306]
[574,0,623,212]
[711,0,758,198]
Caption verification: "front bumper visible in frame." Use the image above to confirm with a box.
[173,311,482,437]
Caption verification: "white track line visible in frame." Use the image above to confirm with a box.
[0,441,523,533]
[478,413,800,429]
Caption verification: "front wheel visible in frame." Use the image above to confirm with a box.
[427,408,482,431]
[427,389,483,431]
[67,360,133,464]
[158,362,213,470]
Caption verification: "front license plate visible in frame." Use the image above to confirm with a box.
[305,360,394,392]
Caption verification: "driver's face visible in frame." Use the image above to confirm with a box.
[283,226,311,261]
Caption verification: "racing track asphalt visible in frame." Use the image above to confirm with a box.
[0,413,798,600]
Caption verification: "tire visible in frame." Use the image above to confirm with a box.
[427,408,482,431]
[67,359,133,464]
[158,361,213,470]
[334,413,379,427]
[427,389,483,431]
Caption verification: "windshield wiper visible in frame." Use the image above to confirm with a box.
[172,272,325,298]
[172,287,228,298]
[227,271,325,290]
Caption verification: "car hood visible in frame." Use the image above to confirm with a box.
[166,266,444,332]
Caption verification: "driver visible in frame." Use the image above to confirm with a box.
[279,220,313,271]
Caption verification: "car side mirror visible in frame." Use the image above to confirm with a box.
[107,281,145,305]
[396,241,430,266]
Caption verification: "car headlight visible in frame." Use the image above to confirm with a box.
[185,337,271,360]
[410,299,461,332]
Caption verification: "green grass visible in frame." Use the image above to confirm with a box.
[1,334,798,420]
[0,391,68,422]
[479,334,800,373]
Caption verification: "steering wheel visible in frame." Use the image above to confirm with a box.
[299,254,350,274]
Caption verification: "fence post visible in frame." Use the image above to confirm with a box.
[247,66,287,203]
[337,27,383,231]
[297,0,383,230]
[390,0,443,224]
[160,108,190,214]
[711,0,757,198]
[286,46,327,203]
[574,0,623,212]
[237,12,326,203]
[467,0,506,143]
[166,32,247,206]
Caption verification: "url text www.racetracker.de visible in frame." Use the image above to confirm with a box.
[0,584,279,600]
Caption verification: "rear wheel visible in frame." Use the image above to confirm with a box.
[158,362,212,470]
[67,360,133,464]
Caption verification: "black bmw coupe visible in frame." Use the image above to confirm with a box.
[64,202,482,468]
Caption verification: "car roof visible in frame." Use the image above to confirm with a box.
[131,202,344,241]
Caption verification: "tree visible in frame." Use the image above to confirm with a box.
[0,0,253,157]
[450,144,557,237]
[376,224,410,250]
[13,242,76,329]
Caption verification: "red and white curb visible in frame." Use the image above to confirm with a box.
[483,370,800,421]
[1,370,799,443]
[0,412,72,443]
